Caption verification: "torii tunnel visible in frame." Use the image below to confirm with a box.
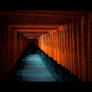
[0,10,92,83]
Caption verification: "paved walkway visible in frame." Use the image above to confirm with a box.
[15,51,62,82]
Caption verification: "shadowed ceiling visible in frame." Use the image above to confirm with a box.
[0,10,89,39]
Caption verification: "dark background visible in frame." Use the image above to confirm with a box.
[0,0,92,10]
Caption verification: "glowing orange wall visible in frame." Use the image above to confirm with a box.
[38,13,92,82]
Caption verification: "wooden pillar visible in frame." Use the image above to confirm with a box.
[72,21,78,76]
[0,24,8,80]
[52,31,54,60]
[67,24,70,71]
[53,31,56,60]
[65,25,69,70]
[69,23,73,74]
[56,30,59,64]
[73,20,78,76]
[58,29,62,64]
[76,19,82,80]
[81,16,88,82]
[63,26,66,68]
[88,13,92,81]
[13,30,18,64]
[68,24,71,72]
[61,27,64,67]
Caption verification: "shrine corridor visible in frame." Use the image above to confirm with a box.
[7,47,80,82]
[0,11,92,88]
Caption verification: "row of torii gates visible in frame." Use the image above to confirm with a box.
[0,10,92,82]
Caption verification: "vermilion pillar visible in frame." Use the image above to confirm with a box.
[76,19,82,80]
[88,13,92,81]
[81,16,88,82]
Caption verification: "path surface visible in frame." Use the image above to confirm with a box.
[15,52,62,82]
